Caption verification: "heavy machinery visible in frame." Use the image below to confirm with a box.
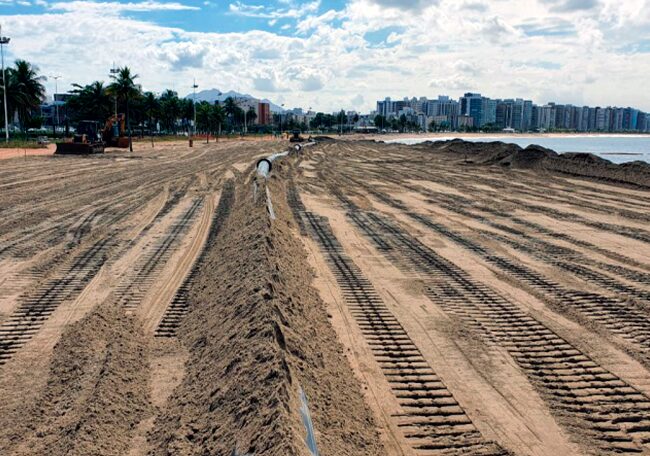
[103,114,129,148]
[289,129,305,143]
[55,121,105,154]
[55,114,129,155]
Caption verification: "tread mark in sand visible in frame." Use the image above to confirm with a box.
[347,208,650,454]
[290,190,509,455]
[117,198,203,311]
[0,238,113,365]
[156,181,235,337]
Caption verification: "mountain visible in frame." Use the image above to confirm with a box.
[185,88,285,113]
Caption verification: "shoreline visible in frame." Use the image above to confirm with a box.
[359,132,650,141]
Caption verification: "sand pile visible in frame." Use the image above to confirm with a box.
[149,165,386,455]
[425,139,650,187]
[544,153,650,187]
[7,303,151,456]
[491,145,558,168]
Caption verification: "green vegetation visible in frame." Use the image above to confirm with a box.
[0,138,48,149]
[0,59,46,133]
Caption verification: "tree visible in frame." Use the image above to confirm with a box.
[210,103,225,138]
[1,59,46,132]
[374,114,386,130]
[399,114,407,132]
[337,110,347,134]
[246,106,257,127]
[179,98,194,133]
[67,81,112,123]
[222,97,245,131]
[159,90,180,133]
[142,91,159,146]
[108,66,141,151]
[196,101,212,136]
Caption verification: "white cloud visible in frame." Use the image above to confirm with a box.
[229,0,320,19]
[0,0,649,113]
[48,1,199,13]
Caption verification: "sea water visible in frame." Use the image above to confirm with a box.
[387,135,650,164]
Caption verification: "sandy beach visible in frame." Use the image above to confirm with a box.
[0,138,648,455]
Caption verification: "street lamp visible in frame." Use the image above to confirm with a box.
[49,75,61,137]
[192,79,198,140]
[110,64,119,118]
[0,26,10,143]
[279,103,285,136]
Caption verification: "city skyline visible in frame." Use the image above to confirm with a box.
[374,93,650,132]
[1,0,649,113]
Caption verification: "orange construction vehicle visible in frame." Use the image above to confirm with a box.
[103,113,130,148]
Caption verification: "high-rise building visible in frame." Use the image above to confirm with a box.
[256,102,271,125]
[510,99,533,131]
[374,95,648,132]
[496,100,514,129]
[481,98,497,127]
[460,93,483,127]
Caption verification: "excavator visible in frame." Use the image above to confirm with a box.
[103,114,130,148]
[55,114,129,155]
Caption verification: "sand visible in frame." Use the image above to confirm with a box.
[1,137,649,455]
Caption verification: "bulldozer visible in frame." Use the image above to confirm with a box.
[55,120,105,155]
[289,129,305,143]
[55,114,129,155]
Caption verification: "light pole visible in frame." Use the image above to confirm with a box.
[192,79,198,140]
[1,26,10,143]
[279,103,285,137]
[110,64,118,118]
[49,75,61,137]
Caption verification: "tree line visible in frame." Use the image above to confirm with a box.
[0,59,46,131]
[0,58,431,138]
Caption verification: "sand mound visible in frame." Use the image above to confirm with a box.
[9,303,151,456]
[312,136,336,142]
[425,139,650,187]
[561,152,611,165]
[492,145,559,169]
[149,166,385,455]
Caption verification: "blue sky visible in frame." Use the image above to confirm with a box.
[0,0,649,112]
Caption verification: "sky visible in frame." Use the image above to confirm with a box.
[0,0,649,112]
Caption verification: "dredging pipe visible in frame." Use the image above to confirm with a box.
[256,150,290,178]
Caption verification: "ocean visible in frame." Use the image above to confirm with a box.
[387,135,650,164]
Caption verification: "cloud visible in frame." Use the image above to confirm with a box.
[49,0,199,12]
[459,1,489,12]
[541,0,600,12]
[1,0,650,113]
[365,0,434,10]
[253,77,282,92]
[229,0,320,19]
[300,74,323,91]
[156,41,208,71]
[518,18,576,36]
[429,74,475,91]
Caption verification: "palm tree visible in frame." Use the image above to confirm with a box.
[142,91,159,146]
[1,60,46,132]
[67,81,112,122]
[108,66,140,151]
[246,107,257,126]
[223,96,244,131]
[195,101,212,142]
[211,103,225,140]
[159,90,180,133]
